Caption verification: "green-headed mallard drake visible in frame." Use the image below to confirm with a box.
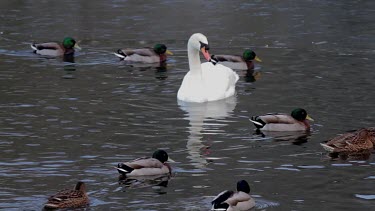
[116,149,173,177]
[250,108,314,131]
[31,37,81,57]
[211,180,255,211]
[211,49,262,70]
[114,44,173,63]
[320,127,375,153]
[44,181,89,209]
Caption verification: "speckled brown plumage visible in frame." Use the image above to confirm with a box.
[321,128,375,153]
[44,181,89,209]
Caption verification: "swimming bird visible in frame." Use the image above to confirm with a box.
[212,49,262,70]
[31,37,81,57]
[44,181,89,209]
[116,149,173,177]
[211,180,255,211]
[250,108,314,131]
[320,127,375,153]
[114,44,173,63]
[177,33,239,103]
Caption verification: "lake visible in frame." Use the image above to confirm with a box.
[0,0,374,210]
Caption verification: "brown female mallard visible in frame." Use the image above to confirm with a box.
[114,44,173,63]
[211,180,255,211]
[320,127,375,153]
[44,181,89,209]
[116,149,173,177]
[31,37,81,57]
[250,108,314,131]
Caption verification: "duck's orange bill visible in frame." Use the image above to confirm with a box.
[306,115,314,121]
[200,47,211,61]
[166,50,173,55]
[255,56,262,62]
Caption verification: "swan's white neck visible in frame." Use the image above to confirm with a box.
[188,43,202,75]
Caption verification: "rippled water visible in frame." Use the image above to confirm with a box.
[0,0,374,210]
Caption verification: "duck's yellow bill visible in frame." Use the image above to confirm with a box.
[306,115,314,121]
[166,50,173,55]
[255,56,262,62]
[167,157,176,163]
[74,43,82,50]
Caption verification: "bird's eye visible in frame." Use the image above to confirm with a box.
[199,41,209,50]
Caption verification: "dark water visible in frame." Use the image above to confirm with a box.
[0,0,374,210]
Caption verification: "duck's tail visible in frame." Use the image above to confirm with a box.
[249,116,266,129]
[211,190,233,210]
[30,44,38,51]
[114,49,127,60]
[320,143,334,152]
[44,203,60,209]
[115,163,134,174]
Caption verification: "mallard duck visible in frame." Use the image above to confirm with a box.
[211,49,262,70]
[250,108,314,131]
[211,180,255,211]
[44,181,89,209]
[31,37,81,57]
[177,33,239,103]
[116,149,173,177]
[320,128,375,153]
[114,44,173,63]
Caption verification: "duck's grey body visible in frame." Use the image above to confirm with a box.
[31,42,66,56]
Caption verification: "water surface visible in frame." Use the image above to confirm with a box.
[0,0,374,210]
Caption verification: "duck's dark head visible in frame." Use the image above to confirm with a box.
[243,49,262,62]
[62,37,76,49]
[237,180,250,193]
[154,44,173,55]
[74,181,86,192]
[62,37,81,51]
[291,108,314,122]
[152,149,169,163]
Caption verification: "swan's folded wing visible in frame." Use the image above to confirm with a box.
[201,62,239,100]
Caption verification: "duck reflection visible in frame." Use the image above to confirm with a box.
[244,69,261,83]
[118,174,170,193]
[123,61,168,80]
[328,150,372,161]
[254,130,311,145]
[178,97,237,169]
[62,54,76,79]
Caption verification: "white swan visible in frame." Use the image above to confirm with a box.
[177,33,239,103]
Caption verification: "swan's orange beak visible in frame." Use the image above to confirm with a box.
[200,47,211,61]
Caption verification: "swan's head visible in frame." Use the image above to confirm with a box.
[188,33,211,61]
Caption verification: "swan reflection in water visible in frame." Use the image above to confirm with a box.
[178,96,237,169]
